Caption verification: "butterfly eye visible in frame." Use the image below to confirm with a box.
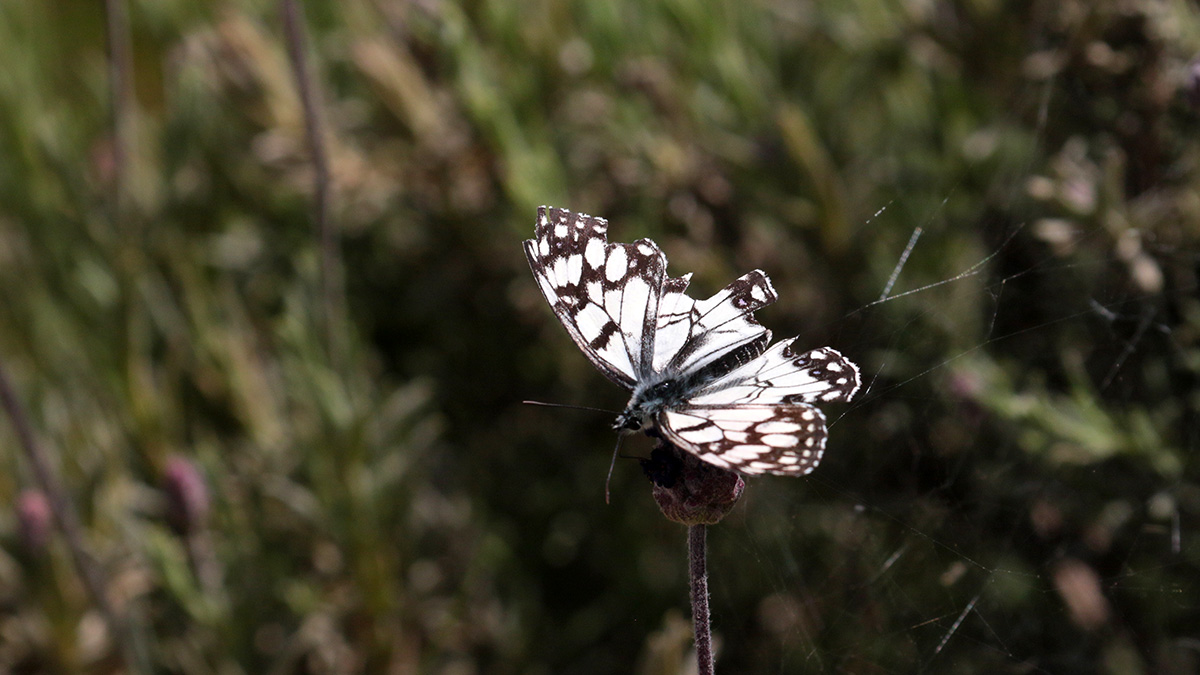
[614,413,642,431]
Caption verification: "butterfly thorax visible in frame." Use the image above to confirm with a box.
[614,377,694,432]
[614,333,774,432]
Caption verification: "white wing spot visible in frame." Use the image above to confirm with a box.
[606,247,628,282]
[760,434,795,448]
[584,238,605,268]
[575,304,610,343]
[538,237,550,257]
[758,421,801,434]
[566,254,583,285]
[555,223,568,238]
[604,288,622,316]
[620,277,652,337]
[681,424,724,444]
[725,446,769,461]
[551,256,568,285]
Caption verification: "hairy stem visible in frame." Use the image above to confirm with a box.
[689,524,714,675]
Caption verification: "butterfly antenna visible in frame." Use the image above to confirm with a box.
[605,435,624,505]
[522,400,617,415]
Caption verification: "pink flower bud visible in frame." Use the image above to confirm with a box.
[163,456,210,535]
[17,489,52,554]
[1187,57,1200,111]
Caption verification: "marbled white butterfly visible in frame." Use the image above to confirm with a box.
[524,206,860,476]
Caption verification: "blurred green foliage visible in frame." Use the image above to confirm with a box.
[0,0,1198,673]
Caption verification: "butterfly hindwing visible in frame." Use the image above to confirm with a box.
[688,342,861,407]
[659,405,827,476]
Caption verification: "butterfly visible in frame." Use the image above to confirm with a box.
[524,206,860,476]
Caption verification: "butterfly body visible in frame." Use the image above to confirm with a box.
[525,206,860,476]
[615,329,773,432]
[615,377,691,433]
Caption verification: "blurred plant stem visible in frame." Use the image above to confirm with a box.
[689,524,713,675]
[280,0,346,367]
[0,360,150,672]
[104,0,133,225]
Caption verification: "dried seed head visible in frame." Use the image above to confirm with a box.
[642,441,744,525]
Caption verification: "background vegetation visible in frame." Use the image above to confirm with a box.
[1,0,1198,672]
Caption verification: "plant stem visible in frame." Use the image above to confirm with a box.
[0,360,149,671]
[280,0,344,364]
[689,524,714,675]
[104,0,133,222]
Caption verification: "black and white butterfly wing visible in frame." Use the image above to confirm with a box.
[658,405,828,475]
[524,206,666,389]
[657,343,861,476]
[524,206,778,388]
[652,270,778,379]
[689,342,861,407]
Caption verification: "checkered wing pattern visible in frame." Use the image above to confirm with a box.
[659,405,828,476]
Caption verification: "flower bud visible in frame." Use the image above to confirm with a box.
[17,489,52,554]
[1187,57,1200,112]
[163,456,210,535]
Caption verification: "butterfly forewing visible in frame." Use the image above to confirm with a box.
[524,206,666,387]
[652,270,777,378]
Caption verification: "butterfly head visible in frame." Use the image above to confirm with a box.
[613,411,643,432]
